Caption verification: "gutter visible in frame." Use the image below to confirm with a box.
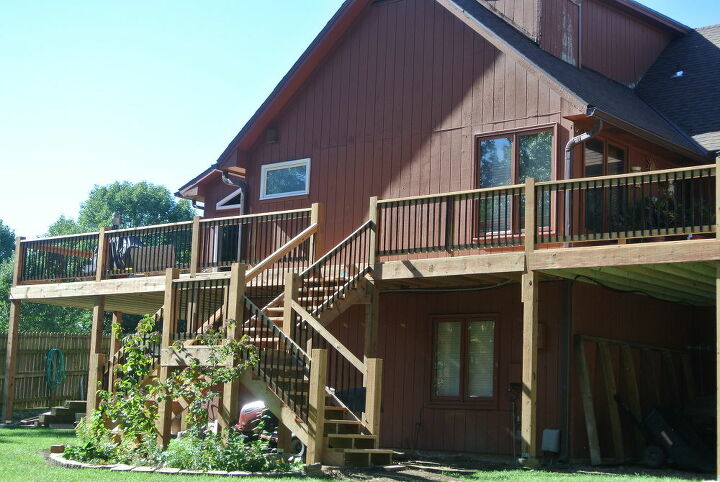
[220,170,249,216]
[586,107,709,163]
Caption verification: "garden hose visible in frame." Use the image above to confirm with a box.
[45,348,66,391]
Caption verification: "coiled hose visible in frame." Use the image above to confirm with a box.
[45,348,66,391]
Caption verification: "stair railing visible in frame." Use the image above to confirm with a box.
[287,220,375,421]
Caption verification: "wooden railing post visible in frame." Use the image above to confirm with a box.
[283,273,300,340]
[95,228,108,281]
[85,296,106,417]
[363,357,383,437]
[189,215,201,277]
[11,236,25,286]
[309,203,324,264]
[445,198,455,254]
[157,268,179,446]
[715,155,719,235]
[368,196,378,267]
[220,263,246,430]
[307,348,328,465]
[525,177,536,253]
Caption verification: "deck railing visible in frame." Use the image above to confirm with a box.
[14,208,313,285]
[534,165,716,244]
[375,164,716,257]
[376,185,525,257]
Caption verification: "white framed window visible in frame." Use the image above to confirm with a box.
[259,158,311,200]
[216,187,243,211]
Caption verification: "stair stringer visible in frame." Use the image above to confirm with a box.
[316,276,371,327]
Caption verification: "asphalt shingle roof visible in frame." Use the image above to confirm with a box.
[636,25,720,154]
[451,0,708,157]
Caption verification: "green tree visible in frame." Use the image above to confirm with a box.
[0,220,15,262]
[77,181,194,231]
[1,182,195,333]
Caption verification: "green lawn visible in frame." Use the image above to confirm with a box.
[0,427,708,481]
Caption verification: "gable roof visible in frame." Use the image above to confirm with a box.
[178,0,710,196]
[636,25,720,154]
[443,0,707,159]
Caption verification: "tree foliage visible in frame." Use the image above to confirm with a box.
[1,182,195,333]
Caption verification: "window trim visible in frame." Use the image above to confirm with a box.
[215,187,243,211]
[473,125,558,238]
[429,314,499,409]
[259,158,311,200]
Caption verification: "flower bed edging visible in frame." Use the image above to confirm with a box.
[47,452,306,477]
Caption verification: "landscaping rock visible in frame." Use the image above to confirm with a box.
[156,467,181,474]
[179,469,205,475]
[131,466,156,472]
[50,444,65,453]
[110,464,135,471]
[227,471,252,476]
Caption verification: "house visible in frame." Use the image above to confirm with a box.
[5,0,720,471]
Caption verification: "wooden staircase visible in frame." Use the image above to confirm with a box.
[105,219,387,467]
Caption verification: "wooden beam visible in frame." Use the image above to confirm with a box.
[525,177,536,254]
[9,275,172,301]
[374,252,525,280]
[283,273,300,339]
[634,264,715,292]
[158,268,179,446]
[189,216,201,277]
[86,296,105,416]
[598,342,624,461]
[368,196,378,267]
[2,300,21,421]
[520,270,539,459]
[575,336,602,465]
[363,358,382,437]
[220,263,246,430]
[291,300,365,374]
[307,348,328,465]
[529,239,720,271]
[245,223,318,282]
[95,228,108,282]
[620,345,645,456]
[594,266,714,302]
[309,203,325,264]
[364,281,379,359]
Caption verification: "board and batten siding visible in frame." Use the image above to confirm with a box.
[204,0,577,250]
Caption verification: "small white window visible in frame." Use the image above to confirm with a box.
[216,187,243,211]
[260,158,311,200]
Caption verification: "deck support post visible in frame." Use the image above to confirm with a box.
[309,203,325,263]
[3,236,24,422]
[716,261,719,481]
[307,348,328,465]
[368,196,378,268]
[189,215,201,277]
[520,270,539,463]
[157,268,179,447]
[219,263,246,430]
[363,357,383,437]
[95,227,108,282]
[364,281,379,359]
[3,300,21,422]
[86,295,106,417]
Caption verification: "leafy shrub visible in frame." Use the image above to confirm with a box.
[162,429,297,472]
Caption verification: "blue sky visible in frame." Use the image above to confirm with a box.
[1,0,718,237]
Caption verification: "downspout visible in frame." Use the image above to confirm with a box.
[219,170,249,263]
[563,116,603,238]
[219,170,249,216]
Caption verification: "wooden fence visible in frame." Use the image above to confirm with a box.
[0,333,110,410]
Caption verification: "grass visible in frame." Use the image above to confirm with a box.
[0,427,708,481]
[0,428,310,482]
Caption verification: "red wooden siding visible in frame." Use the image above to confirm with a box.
[540,0,581,66]
[477,0,539,40]
[569,282,711,461]
[201,0,575,249]
[580,0,675,86]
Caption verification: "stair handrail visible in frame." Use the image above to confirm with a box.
[242,296,312,422]
[190,223,318,338]
[299,220,374,278]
